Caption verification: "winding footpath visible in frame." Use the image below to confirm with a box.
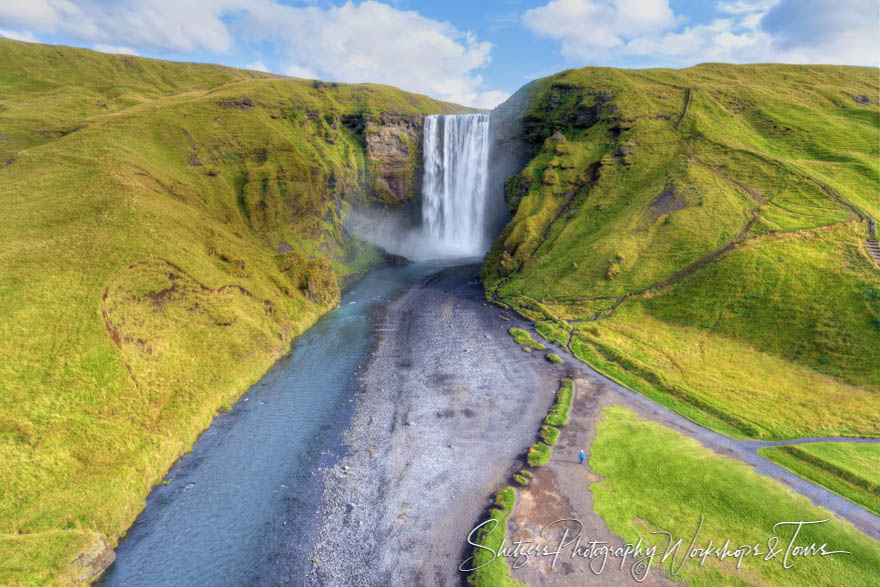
[516,315,880,541]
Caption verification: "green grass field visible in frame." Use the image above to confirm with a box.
[0,38,467,582]
[591,406,880,585]
[483,63,880,441]
[759,443,880,516]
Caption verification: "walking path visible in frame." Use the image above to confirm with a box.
[513,317,880,545]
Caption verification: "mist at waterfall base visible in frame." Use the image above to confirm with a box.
[349,113,511,262]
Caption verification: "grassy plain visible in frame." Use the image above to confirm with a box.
[591,406,880,585]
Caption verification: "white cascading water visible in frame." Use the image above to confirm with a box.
[421,113,491,256]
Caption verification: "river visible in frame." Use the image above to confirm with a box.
[99,263,440,586]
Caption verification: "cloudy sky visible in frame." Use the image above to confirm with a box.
[1,0,877,108]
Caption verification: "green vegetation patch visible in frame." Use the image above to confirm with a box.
[545,352,564,364]
[758,442,880,516]
[567,298,880,440]
[465,487,524,586]
[527,442,552,467]
[591,406,880,585]
[540,425,560,446]
[508,327,546,350]
[545,379,575,427]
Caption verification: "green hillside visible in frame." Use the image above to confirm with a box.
[759,442,880,516]
[483,63,880,440]
[0,39,467,583]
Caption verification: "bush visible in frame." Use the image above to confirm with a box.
[527,442,552,467]
[540,425,560,446]
[508,327,546,350]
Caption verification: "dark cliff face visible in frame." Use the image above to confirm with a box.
[340,111,425,207]
[364,113,424,206]
[487,84,533,237]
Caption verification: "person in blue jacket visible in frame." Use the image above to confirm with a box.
[578,450,585,464]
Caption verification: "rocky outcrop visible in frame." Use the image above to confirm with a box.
[363,113,423,205]
[64,535,115,584]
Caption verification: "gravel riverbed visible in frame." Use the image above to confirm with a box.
[307,264,560,586]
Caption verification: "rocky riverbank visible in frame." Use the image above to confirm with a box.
[307,263,561,585]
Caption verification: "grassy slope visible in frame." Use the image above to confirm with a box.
[483,63,880,440]
[759,443,880,516]
[0,39,467,582]
[592,406,880,585]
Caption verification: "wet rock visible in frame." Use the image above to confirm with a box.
[383,252,410,266]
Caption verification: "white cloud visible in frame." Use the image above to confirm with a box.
[0,0,501,107]
[94,44,139,55]
[470,90,511,109]
[622,18,770,63]
[760,0,880,66]
[0,0,232,53]
[246,59,269,73]
[282,63,318,79]
[522,0,677,60]
[238,1,495,106]
[0,28,38,42]
[717,1,775,15]
[524,0,879,67]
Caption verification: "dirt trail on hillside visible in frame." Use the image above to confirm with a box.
[308,263,880,586]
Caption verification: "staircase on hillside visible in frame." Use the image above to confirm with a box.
[867,239,880,265]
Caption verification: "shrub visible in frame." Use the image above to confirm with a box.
[527,443,552,467]
[540,425,560,446]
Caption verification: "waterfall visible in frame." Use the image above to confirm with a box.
[421,114,491,256]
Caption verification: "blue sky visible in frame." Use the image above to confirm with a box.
[1,1,877,107]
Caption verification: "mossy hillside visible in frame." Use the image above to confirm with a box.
[758,443,880,516]
[591,406,880,585]
[0,38,469,582]
[483,63,880,440]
